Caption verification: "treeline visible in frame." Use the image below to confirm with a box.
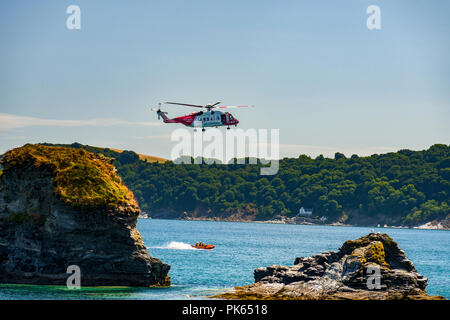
[41,143,450,226]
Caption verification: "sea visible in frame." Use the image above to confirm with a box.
[0,219,448,300]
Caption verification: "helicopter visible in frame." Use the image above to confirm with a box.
[151,101,249,131]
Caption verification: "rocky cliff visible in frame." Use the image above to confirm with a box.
[216,233,444,300]
[0,144,170,286]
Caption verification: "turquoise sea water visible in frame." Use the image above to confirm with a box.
[0,219,449,299]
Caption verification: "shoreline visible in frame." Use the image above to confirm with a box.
[139,216,450,231]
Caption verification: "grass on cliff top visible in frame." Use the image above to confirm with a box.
[1,144,137,210]
[107,147,167,163]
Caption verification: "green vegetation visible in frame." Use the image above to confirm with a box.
[359,241,390,268]
[40,142,166,163]
[1,144,136,209]
[7,212,46,225]
[39,143,450,226]
[7,212,29,224]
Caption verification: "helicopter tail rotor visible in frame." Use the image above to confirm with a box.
[151,104,168,120]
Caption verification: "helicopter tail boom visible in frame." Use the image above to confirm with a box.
[150,107,173,122]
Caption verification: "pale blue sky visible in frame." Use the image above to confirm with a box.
[1,0,449,158]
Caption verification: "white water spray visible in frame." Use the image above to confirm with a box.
[151,241,197,250]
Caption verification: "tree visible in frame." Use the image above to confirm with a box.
[334,152,346,160]
[119,150,139,164]
[224,190,235,202]
[48,142,450,226]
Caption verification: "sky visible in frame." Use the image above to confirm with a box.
[0,0,449,159]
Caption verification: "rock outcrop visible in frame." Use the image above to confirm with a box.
[0,144,170,287]
[216,233,444,300]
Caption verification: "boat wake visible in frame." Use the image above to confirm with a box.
[151,241,196,250]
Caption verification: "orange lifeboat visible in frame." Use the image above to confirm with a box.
[192,242,215,250]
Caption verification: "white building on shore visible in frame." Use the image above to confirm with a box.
[298,207,313,217]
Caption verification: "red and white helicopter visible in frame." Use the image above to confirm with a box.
[151,101,249,131]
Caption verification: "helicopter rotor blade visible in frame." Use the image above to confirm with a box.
[165,102,205,108]
[163,101,252,110]
[217,105,250,109]
[208,101,222,108]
